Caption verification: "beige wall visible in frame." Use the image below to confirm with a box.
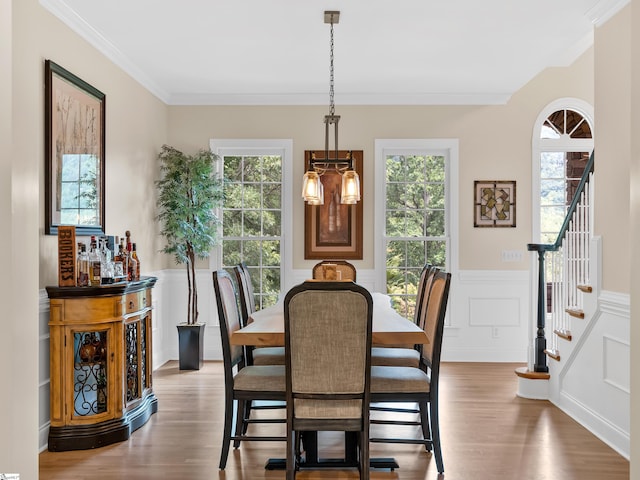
[168,49,594,271]
[628,1,639,478]
[35,3,170,288]
[2,0,39,477]
[595,5,632,295]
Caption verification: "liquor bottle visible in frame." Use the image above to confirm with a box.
[77,243,90,287]
[115,239,128,280]
[99,237,114,284]
[89,236,102,286]
[131,243,141,281]
[125,233,137,282]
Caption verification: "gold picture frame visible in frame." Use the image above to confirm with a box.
[474,180,516,227]
[304,150,363,259]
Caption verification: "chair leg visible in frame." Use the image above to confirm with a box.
[286,428,296,480]
[219,394,234,469]
[429,398,444,473]
[241,400,252,434]
[418,400,431,451]
[233,399,246,448]
[360,429,370,480]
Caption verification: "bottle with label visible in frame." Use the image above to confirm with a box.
[99,237,114,284]
[77,243,90,287]
[131,243,141,281]
[114,239,127,281]
[89,237,102,286]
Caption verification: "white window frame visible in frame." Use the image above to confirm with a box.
[374,139,459,307]
[209,139,293,295]
[531,98,594,242]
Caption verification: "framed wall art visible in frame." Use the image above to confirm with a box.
[304,150,363,259]
[45,59,106,236]
[474,180,516,228]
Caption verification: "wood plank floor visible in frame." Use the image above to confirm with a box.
[39,361,629,480]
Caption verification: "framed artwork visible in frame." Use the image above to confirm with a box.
[474,180,516,227]
[45,59,106,235]
[304,150,363,259]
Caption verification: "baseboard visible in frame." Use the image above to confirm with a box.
[557,390,630,460]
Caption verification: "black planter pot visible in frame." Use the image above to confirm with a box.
[177,323,205,370]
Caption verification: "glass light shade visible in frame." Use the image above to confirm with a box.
[340,170,360,204]
[307,178,324,205]
[302,171,323,204]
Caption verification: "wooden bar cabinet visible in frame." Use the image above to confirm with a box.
[46,276,158,451]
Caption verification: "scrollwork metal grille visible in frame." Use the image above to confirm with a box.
[73,330,108,416]
[125,322,139,402]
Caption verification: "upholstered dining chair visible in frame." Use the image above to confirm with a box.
[233,263,285,366]
[213,269,286,470]
[369,269,452,474]
[312,260,357,281]
[284,281,373,480]
[370,263,439,369]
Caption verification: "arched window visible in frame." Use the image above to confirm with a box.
[533,99,594,243]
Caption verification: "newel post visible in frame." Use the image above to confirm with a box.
[527,244,549,373]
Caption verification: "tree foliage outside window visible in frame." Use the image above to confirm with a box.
[60,153,99,225]
[221,155,282,309]
[385,154,447,318]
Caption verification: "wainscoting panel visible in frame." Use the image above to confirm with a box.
[442,270,530,362]
[555,290,630,459]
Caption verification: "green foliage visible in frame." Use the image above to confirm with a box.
[156,145,223,324]
[220,154,283,310]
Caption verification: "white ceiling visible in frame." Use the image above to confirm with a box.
[41,0,627,106]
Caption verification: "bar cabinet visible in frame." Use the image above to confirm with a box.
[46,276,158,451]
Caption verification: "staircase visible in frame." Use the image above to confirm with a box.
[516,151,595,399]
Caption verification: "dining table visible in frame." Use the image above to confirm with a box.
[230,289,429,472]
[231,291,430,348]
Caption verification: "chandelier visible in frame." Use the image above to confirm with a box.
[301,11,360,205]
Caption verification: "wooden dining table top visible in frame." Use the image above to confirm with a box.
[231,292,429,347]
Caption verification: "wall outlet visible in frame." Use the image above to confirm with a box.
[501,250,523,262]
[492,327,499,338]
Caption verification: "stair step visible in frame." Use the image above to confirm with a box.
[554,329,572,341]
[565,308,585,319]
[514,366,550,380]
[577,284,593,293]
[544,349,561,361]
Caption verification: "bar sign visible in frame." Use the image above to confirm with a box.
[58,226,77,287]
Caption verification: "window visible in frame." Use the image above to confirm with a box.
[375,139,458,320]
[210,140,292,309]
[60,153,99,225]
[533,100,594,243]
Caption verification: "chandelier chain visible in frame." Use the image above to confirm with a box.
[329,20,335,117]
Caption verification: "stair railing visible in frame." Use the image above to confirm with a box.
[527,152,594,373]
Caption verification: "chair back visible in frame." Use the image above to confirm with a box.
[415,265,440,330]
[312,260,357,282]
[233,263,255,328]
[213,270,246,382]
[284,281,373,420]
[413,264,436,324]
[419,270,451,379]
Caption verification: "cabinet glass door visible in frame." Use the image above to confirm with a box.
[73,330,108,416]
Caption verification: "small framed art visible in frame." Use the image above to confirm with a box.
[474,180,516,227]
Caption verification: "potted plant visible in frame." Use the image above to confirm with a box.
[156,144,223,370]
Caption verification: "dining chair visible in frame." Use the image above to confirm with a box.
[233,263,285,366]
[369,269,451,474]
[312,260,357,281]
[370,263,438,369]
[284,281,373,480]
[213,269,286,470]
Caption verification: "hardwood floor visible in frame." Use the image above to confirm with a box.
[39,361,629,480]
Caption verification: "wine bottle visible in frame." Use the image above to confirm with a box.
[77,243,90,287]
[131,243,141,281]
